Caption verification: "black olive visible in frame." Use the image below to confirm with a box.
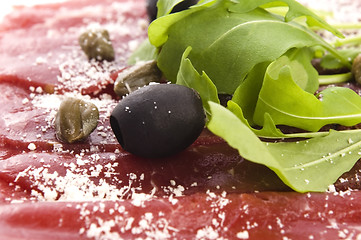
[146,0,199,21]
[218,94,233,107]
[110,84,206,158]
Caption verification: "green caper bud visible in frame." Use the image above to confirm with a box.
[352,53,361,85]
[114,60,162,97]
[55,97,99,143]
[79,29,115,61]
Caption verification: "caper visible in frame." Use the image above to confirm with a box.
[55,97,99,143]
[146,0,199,21]
[79,29,115,61]
[110,84,206,158]
[352,53,361,85]
[114,60,162,97]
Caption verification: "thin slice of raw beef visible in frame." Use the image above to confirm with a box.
[1,0,361,239]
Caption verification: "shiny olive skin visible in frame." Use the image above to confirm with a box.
[218,94,232,107]
[146,0,199,21]
[110,84,205,158]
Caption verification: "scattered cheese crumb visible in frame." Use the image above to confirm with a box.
[27,143,37,151]
[237,231,249,239]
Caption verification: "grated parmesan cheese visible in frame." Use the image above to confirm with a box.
[27,143,37,151]
[237,230,249,239]
[3,1,361,239]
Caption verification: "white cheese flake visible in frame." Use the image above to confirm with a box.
[27,143,37,151]
[237,230,249,239]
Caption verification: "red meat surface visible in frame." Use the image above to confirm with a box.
[1,192,361,239]
[0,0,147,95]
[1,0,361,239]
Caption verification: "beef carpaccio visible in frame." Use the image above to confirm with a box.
[1,0,361,239]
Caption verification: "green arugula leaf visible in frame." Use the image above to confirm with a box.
[318,73,353,85]
[270,48,319,93]
[207,101,282,170]
[151,0,348,94]
[231,62,269,125]
[144,0,361,193]
[176,50,327,139]
[254,58,361,132]
[157,0,218,17]
[156,0,217,18]
[320,48,360,70]
[149,0,217,47]
[227,100,286,138]
[228,99,330,139]
[231,48,318,125]
[127,39,158,64]
[228,0,344,38]
[156,0,186,18]
[208,102,361,192]
[176,47,220,114]
[265,129,361,192]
